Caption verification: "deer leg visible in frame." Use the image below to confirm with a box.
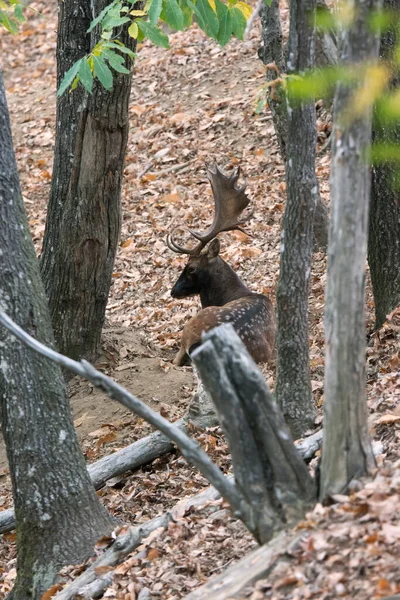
[173,344,188,366]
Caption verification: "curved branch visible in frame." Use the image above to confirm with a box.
[0,309,248,524]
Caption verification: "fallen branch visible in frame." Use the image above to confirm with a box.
[183,529,306,600]
[53,483,223,600]
[0,310,250,527]
[0,420,323,534]
[156,160,194,176]
[89,418,188,489]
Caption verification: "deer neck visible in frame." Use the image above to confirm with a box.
[199,259,251,308]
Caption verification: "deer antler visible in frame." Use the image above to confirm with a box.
[166,163,253,255]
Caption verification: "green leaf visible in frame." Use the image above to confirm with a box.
[162,0,184,30]
[187,0,218,38]
[0,10,18,34]
[215,0,231,46]
[106,41,137,58]
[13,4,26,23]
[87,2,115,33]
[137,19,170,47]
[92,55,113,90]
[148,0,162,24]
[179,0,192,27]
[102,15,131,29]
[103,48,130,73]
[230,6,246,40]
[57,59,83,97]
[264,0,272,5]
[315,6,337,31]
[78,58,93,93]
[371,142,400,164]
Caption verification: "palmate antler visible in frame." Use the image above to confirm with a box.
[166,163,253,255]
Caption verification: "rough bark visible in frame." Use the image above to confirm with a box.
[315,0,338,67]
[259,0,329,251]
[193,324,316,544]
[320,0,381,500]
[40,0,137,361]
[275,0,318,438]
[259,0,287,158]
[368,0,400,328]
[0,72,113,600]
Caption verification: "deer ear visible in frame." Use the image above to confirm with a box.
[207,238,220,259]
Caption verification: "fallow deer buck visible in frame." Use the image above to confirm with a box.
[167,163,276,366]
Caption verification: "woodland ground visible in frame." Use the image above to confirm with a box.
[1,2,400,599]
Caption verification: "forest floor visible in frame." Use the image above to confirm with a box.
[1,1,400,599]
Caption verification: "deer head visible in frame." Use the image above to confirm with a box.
[166,163,254,308]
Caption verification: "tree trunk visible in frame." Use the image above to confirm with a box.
[275,0,318,438]
[320,0,381,500]
[368,0,400,328]
[40,0,136,361]
[259,0,329,251]
[259,0,287,159]
[0,72,113,600]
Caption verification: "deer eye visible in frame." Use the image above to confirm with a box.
[187,265,197,275]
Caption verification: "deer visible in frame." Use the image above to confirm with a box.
[166,163,276,366]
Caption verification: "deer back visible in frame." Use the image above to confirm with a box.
[173,294,276,366]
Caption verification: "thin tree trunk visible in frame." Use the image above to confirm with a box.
[0,72,113,600]
[320,0,381,500]
[40,0,136,361]
[259,0,287,159]
[275,0,318,438]
[259,0,329,251]
[368,0,400,328]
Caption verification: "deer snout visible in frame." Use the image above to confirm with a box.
[171,283,183,298]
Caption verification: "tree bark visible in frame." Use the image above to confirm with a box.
[275,0,318,438]
[320,0,381,500]
[259,0,329,251]
[193,325,316,544]
[259,0,287,159]
[0,72,114,600]
[40,0,137,361]
[368,0,400,328]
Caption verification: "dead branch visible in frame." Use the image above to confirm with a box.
[183,529,307,600]
[53,484,223,600]
[0,414,322,534]
[0,309,249,526]
[192,324,316,544]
